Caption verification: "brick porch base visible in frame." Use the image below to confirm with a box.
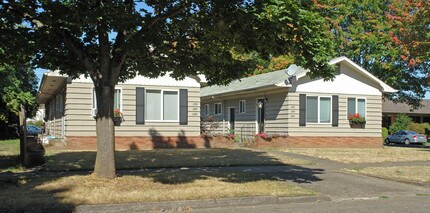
[252,136,383,148]
[66,136,235,150]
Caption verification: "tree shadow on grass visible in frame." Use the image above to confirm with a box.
[133,165,323,185]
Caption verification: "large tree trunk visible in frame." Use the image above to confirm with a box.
[93,83,116,179]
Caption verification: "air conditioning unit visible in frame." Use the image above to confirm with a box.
[91,108,97,117]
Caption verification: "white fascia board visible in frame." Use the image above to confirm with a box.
[72,72,200,87]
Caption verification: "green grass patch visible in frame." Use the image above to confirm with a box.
[0,139,22,172]
[0,139,20,155]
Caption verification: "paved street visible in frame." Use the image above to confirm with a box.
[193,195,430,213]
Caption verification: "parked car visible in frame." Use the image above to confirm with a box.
[26,125,42,136]
[385,130,428,145]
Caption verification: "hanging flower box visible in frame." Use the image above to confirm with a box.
[349,121,366,128]
[348,113,365,128]
[114,109,124,126]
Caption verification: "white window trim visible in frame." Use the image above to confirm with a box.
[145,89,180,122]
[92,87,123,117]
[204,104,210,116]
[239,100,246,114]
[346,97,367,119]
[214,102,222,115]
[306,96,332,124]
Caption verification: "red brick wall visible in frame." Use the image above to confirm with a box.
[252,136,383,148]
[66,135,382,150]
[66,136,235,150]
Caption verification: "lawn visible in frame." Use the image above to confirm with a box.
[0,139,317,212]
[0,139,20,155]
[346,166,430,184]
[0,139,22,172]
[44,148,312,171]
[283,147,430,164]
[0,170,316,212]
[1,139,312,173]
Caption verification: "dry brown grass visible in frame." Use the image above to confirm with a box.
[0,170,315,212]
[346,166,430,184]
[44,149,312,171]
[284,147,430,164]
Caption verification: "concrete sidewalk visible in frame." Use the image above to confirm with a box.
[75,150,430,212]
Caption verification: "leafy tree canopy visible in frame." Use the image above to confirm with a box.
[0,64,38,139]
[318,0,429,107]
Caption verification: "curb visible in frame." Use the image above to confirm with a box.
[74,195,330,212]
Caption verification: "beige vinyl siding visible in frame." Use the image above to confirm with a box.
[286,92,382,137]
[201,88,289,135]
[65,83,200,137]
[44,88,66,138]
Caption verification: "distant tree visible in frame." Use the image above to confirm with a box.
[316,0,430,108]
[1,0,336,178]
[0,65,38,139]
[389,114,412,134]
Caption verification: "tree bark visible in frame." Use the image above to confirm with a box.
[93,83,116,179]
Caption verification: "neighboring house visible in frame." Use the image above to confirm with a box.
[201,56,396,147]
[37,71,203,150]
[382,100,430,128]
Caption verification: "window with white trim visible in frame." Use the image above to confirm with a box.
[204,104,209,115]
[214,102,222,115]
[347,97,366,118]
[306,96,331,124]
[92,88,122,115]
[145,90,179,121]
[239,100,246,114]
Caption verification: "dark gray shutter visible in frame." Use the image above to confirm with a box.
[299,94,306,126]
[332,95,339,127]
[179,89,188,125]
[136,87,145,124]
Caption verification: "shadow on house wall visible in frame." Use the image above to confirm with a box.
[149,128,196,149]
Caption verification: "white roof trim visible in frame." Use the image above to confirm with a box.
[69,72,200,87]
[295,56,396,93]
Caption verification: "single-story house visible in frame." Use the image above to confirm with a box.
[200,56,396,148]
[37,71,207,150]
[382,99,430,128]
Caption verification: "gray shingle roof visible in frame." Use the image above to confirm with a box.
[383,100,430,114]
[201,70,287,97]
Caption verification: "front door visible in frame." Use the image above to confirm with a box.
[229,108,235,133]
[257,99,265,133]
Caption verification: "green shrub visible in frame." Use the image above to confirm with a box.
[389,114,412,134]
[382,127,389,141]
[27,120,44,128]
[407,122,430,135]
